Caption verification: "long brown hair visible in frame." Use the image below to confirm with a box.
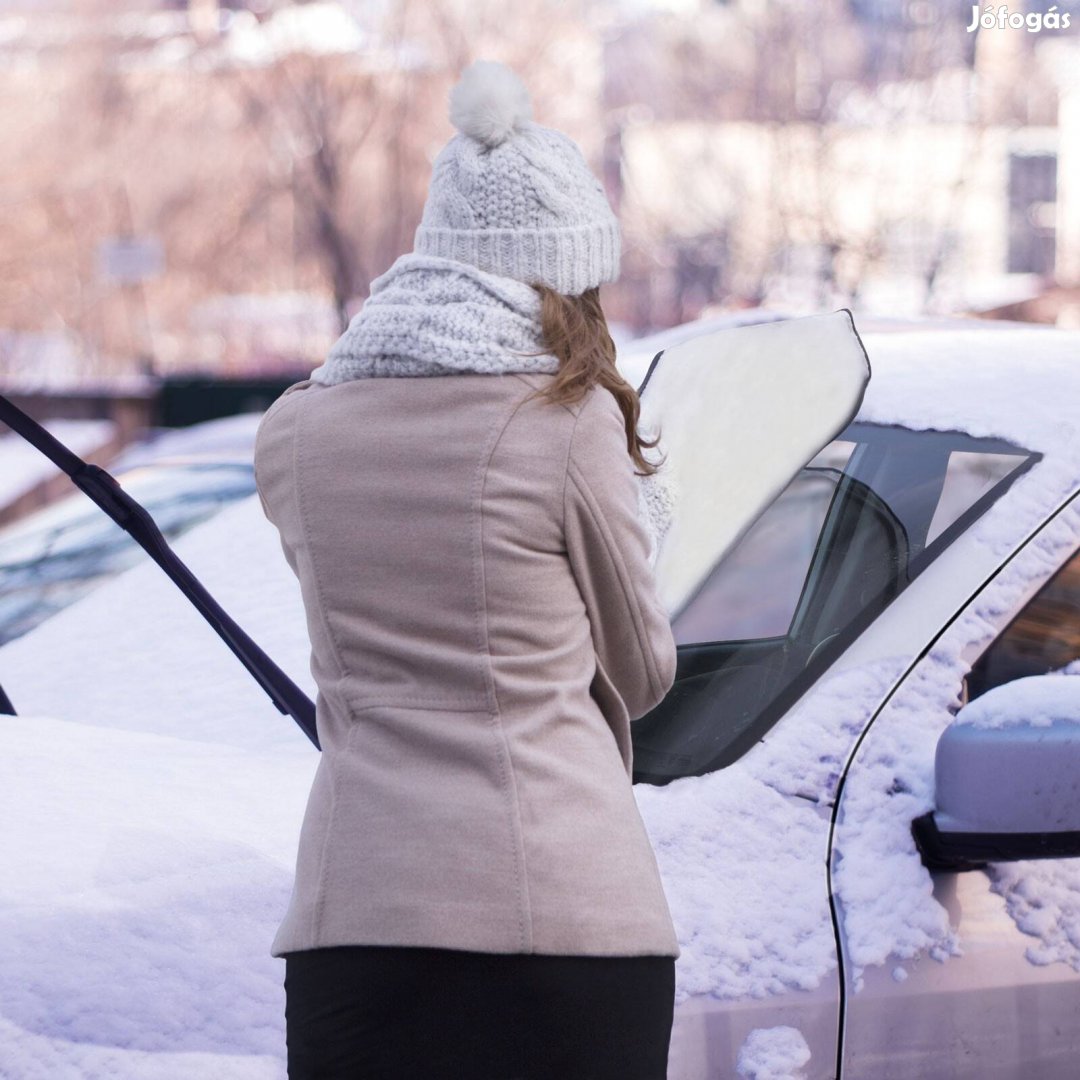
[515,284,662,476]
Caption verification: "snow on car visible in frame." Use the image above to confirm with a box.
[0,419,118,515]
[0,412,263,646]
[0,321,1078,1078]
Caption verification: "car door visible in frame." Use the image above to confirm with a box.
[636,423,1036,1078]
[831,493,1080,1078]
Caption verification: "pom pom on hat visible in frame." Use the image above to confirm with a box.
[449,59,532,148]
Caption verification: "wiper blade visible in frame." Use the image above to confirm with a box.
[0,394,319,748]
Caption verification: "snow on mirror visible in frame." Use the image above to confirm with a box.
[638,310,871,621]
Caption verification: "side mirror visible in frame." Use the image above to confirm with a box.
[912,675,1080,872]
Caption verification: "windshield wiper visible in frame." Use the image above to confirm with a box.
[0,393,319,749]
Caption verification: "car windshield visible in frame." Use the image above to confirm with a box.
[0,460,255,646]
[632,422,1040,785]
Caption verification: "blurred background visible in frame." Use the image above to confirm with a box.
[0,0,1076,628]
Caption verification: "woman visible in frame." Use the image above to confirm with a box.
[254,59,680,1079]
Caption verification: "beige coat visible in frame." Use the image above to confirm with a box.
[254,370,680,958]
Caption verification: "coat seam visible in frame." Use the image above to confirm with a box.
[292,395,350,687]
[344,695,491,712]
[292,393,344,944]
[509,371,578,417]
[472,390,544,952]
[565,457,665,702]
[254,390,306,519]
[560,396,588,529]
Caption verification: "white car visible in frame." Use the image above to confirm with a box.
[0,318,1077,1079]
[616,319,1080,1079]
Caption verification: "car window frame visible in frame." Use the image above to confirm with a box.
[632,421,1042,784]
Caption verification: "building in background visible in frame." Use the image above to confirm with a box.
[606,0,1079,325]
[0,0,1077,386]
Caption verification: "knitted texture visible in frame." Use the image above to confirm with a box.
[412,60,621,296]
[309,252,554,381]
[309,252,676,564]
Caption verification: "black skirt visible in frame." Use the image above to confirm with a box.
[284,944,676,1079]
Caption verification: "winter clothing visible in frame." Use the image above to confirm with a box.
[254,369,680,959]
[255,58,680,1029]
[412,59,621,296]
[284,944,675,1079]
[309,247,678,563]
[309,251,556,384]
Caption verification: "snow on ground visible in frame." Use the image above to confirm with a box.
[0,419,117,510]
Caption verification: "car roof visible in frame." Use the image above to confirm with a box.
[618,310,1080,463]
[854,326,1080,462]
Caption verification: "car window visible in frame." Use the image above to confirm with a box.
[925,449,1029,546]
[965,543,1080,703]
[632,423,1040,785]
[673,442,856,643]
[0,462,255,646]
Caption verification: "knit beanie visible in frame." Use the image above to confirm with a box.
[413,60,621,297]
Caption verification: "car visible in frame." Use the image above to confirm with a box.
[0,413,261,646]
[0,317,1077,1078]
[617,319,1080,1079]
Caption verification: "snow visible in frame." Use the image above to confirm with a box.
[954,672,1080,729]
[0,495,313,754]
[0,1017,283,1080]
[636,653,910,1003]
[0,494,314,1074]
[853,329,1080,455]
[855,329,1080,556]
[0,419,117,510]
[1,324,1079,1070]
[0,718,306,1080]
[832,497,1080,988]
[109,412,263,470]
[735,1026,811,1080]
[987,859,1080,972]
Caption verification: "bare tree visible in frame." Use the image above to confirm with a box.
[0,0,605,381]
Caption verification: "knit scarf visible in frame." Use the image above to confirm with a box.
[310,252,676,564]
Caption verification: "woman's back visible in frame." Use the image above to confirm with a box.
[264,59,682,1079]
[255,370,679,960]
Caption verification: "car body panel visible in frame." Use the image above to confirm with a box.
[840,872,1080,1079]
[832,492,1080,1078]
[657,439,1080,1077]
[669,981,839,1080]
